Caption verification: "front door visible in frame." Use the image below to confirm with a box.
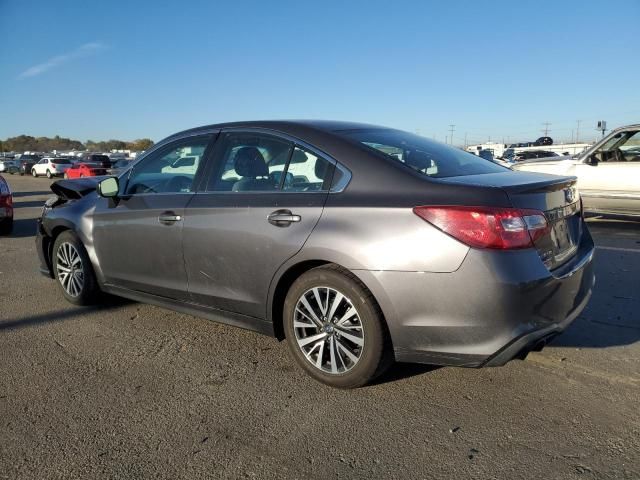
[92,133,216,299]
[183,131,335,319]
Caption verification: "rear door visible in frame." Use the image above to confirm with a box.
[92,132,216,299]
[182,130,335,319]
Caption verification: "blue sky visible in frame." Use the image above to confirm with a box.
[1,0,638,145]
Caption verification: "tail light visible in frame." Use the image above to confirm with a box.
[413,205,549,250]
[0,195,11,208]
[50,163,57,168]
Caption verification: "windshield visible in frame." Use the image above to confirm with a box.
[340,129,507,178]
[52,158,71,164]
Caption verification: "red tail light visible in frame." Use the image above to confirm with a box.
[0,195,11,208]
[50,163,57,168]
[413,206,549,250]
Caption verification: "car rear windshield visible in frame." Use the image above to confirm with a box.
[53,158,71,164]
[340,128,507,178]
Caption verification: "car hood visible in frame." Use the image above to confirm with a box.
[50,176,107,200]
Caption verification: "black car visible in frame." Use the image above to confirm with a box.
[17,154,43,175]
[78,153,112,168]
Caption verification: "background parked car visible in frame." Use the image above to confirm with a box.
[31,157,73,178]
[0,175,13,234]
[513,123,640,217]
[17,154,43,175]
[77,153,112,168]
[0,158,20,174]
[64,162,108,179]
[107,158,134,176]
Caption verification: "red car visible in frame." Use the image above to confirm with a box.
[0,175,13,235]
[63,162,108,179]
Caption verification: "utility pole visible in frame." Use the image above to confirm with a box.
[542,122,551,137]
[448,125,455,145]
[464,132,468,148]
[576,120,581,143]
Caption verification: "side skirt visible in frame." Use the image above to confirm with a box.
[102,284,275,337]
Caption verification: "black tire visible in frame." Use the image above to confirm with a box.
[0,217,13,235]
[32,169,37,177]
[52,231,100,305]
[46,170,52,179]
[283,264,392,388]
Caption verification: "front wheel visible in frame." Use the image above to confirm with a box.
[283,265,392,388]
[32,169,37,177]
[52,231,100,305]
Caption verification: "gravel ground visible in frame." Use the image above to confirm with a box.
[1,174,639,480]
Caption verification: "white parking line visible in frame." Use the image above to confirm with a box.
[596,246,640,254]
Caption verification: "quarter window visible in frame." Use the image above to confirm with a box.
[281,146,334,192]
[125,135,212,195]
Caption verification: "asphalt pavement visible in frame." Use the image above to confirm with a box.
[1,174,639,479]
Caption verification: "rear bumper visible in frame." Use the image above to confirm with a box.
[354,227,596,368]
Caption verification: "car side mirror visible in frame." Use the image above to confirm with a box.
[586,156,599,166]
[97,177,119,197]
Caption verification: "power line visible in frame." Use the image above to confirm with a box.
[448,124,455,145]
[541,122,551,136]
[576,120,581,143]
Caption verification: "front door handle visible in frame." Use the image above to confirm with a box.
[268,209,301,227]
[158,211,182,225]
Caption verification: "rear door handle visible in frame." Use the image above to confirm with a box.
[158,211,182,225]
[268,209,301,227]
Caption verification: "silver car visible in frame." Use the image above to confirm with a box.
[36,121,595,388]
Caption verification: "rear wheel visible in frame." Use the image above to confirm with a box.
[46,170,52,179]
[52,231,100,305]
[0,217,12,235]
[284,265,392,388]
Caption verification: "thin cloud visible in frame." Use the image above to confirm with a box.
[18,42,107,78]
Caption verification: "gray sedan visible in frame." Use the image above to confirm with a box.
[36,121,595,388]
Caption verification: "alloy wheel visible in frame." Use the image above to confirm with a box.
[293,287,364,374]
[56,242,84,297]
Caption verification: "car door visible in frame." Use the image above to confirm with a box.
[34,158,47,175]
[92,132,217,299]
[182,130,336,319]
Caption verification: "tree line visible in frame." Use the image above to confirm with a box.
[0,135,154,153]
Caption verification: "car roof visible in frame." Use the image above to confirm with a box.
[166,120,388,140]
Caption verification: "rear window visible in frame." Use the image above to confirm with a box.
[341,129,507,178]
[53,158,71,164]
[91,155,110,162]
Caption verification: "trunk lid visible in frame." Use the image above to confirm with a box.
[441,171,582,270]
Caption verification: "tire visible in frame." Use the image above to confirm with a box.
[32,169,37,177]
[63,173,68,179]
[46,170,52,179]
[0,217,13,235]
[52,231,100,305]
[283,264,392,388]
